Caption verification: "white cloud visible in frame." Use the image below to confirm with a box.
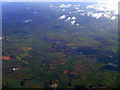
[110,16,117,20]
[75,7,79,10]
[71,16,77,20]
[65,17,71,22]
[103,14,111,18]
[87,11,116,20]
[103,13,117,20]
[87,12,94,16]
[59,15,66,19]
[71,20,75,25]
[77,9,84,12]
[86,5,94,9]
[87,12,104,19]
[24,19,32,23]
[62,9,65,11]
[80,13,85,16]
[92,13,103,19]
[98,0,118,15]
[86,0,118,20]
[91,13,98,18]
[60,4,71,8]
[86,3,107,11]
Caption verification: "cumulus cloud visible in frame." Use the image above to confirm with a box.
[59,15,66,19]
[60,4,71,8]
[87,11,116,20]
[86,3,108,11]
[110,16,116,20]
[65,17,71,22]
[98,0,118,15]
[87,12,104,19]
[71,16,77,20]
[103,12,117,20]
[80,13,85,16]
[24,19,32,23]
[86,1,118,20]
[62,9,65,11]
[71,20,75,25]
[75,7,79,10]
[87,12,94,16]
[103,14,111,18]
[57,1,118,22]
[77,9,84,12]
[92,13,103,19]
